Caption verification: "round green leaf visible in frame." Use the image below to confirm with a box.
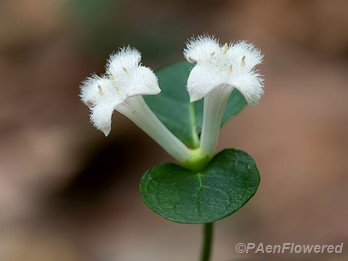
[140,149,260,224]
[144,61,247,148]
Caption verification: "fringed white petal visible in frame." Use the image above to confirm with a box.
[229,72,264,107]
[227,41,263,71]
[184,35,220,63]
[80,75,109,107]
[90,102,115,136]
[106,46,141,78]
[121,66,160,97]
[187,64,225,102]
[80,76,126,136]
[80,76,127,106]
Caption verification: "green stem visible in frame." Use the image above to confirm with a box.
[200,223,214,261]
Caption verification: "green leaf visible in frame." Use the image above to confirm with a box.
[144,61,247,148]
[140,149,260,224]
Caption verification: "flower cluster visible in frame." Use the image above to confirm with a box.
[80,35,264,167]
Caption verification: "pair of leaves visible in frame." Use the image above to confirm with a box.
[140,61,259,224]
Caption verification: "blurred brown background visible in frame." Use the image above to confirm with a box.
[0,0,347,260]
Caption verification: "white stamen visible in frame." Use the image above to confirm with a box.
[241,55,246,67]
[209,52,215,62]
[86,101,93,109]
[98,85,104,95]
[222,43,228,54]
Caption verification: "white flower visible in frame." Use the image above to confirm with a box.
[80,47,159,136]
[184,35,264,104]
[80,47,191,163]
[184,35,264,157]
